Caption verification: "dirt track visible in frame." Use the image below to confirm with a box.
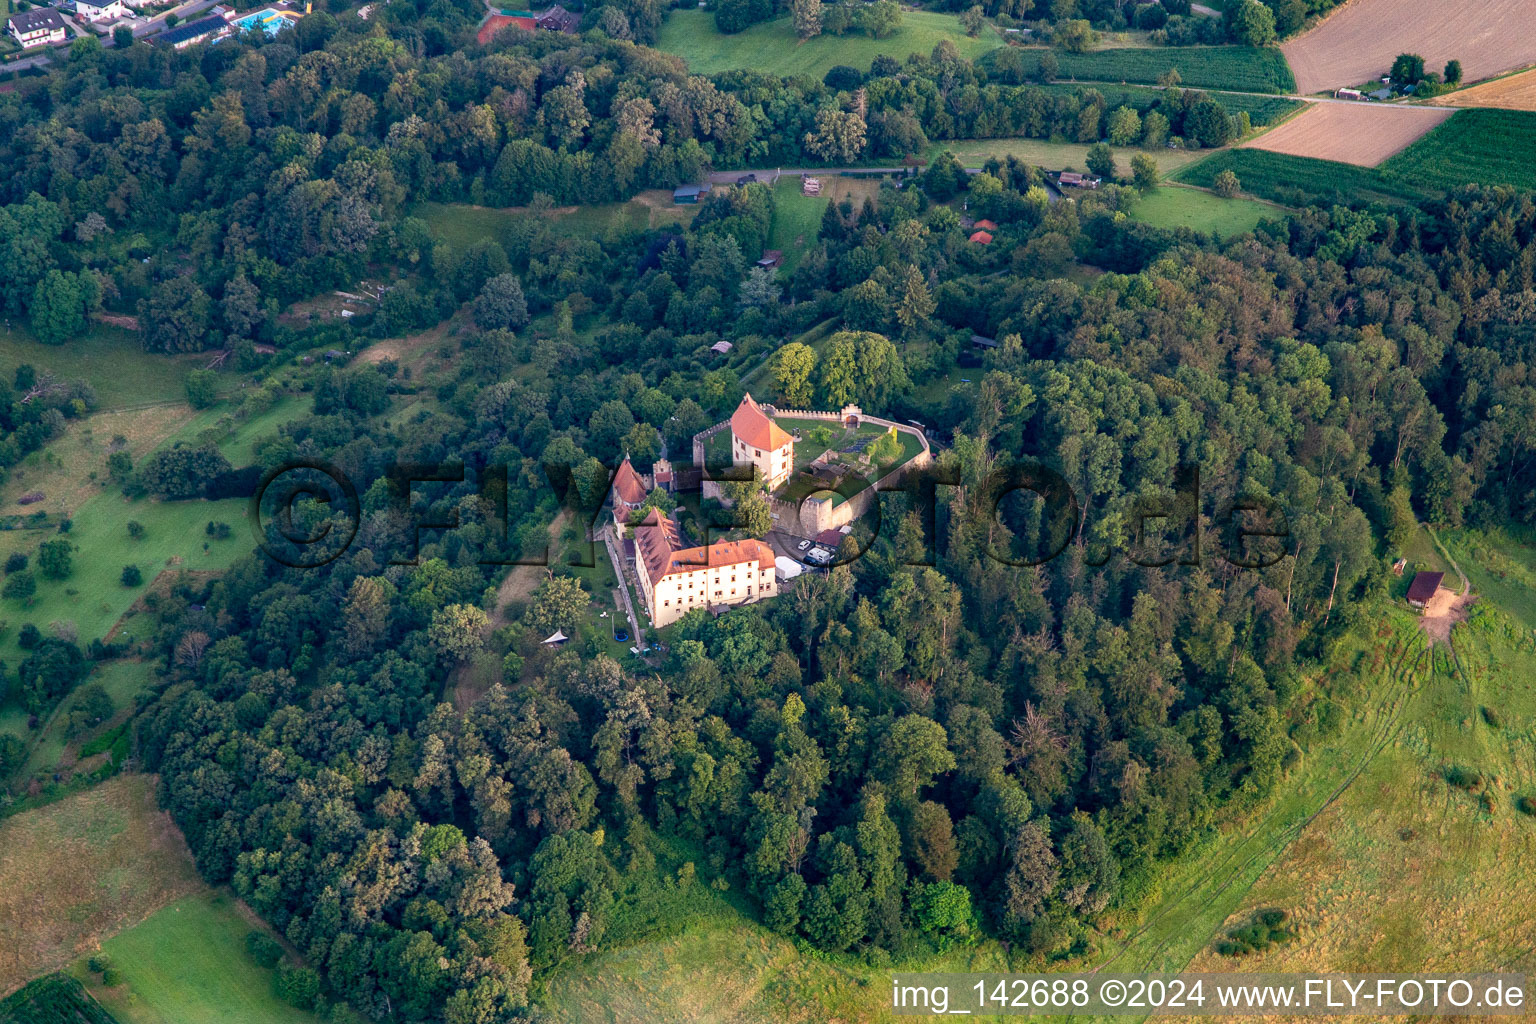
[1282,0,1536,95]
[1242,102,1453,167]
[1432,67,1536,110]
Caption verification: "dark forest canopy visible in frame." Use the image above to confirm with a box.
[127,176,1536,1021]
[2,4,1536,1024]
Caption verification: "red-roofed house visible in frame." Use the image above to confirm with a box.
[969,230,993,245]
[610,454,649,526]
[973,218,998,231]
[731,393,794,489]
[632,508,778,627]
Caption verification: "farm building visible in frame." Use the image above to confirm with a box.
[535,3,579,31]
[1335,87,1363,100]
[1406,571,1444,611]
[756,250,783,268]
[970,334,998,349]
[672,183,711,204]
[815,528,845,549]
[1058,172,1101,189]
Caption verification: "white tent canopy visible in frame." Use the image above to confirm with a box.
[542,630,569,644]
[775,556,804,580]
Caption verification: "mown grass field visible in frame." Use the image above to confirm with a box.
[1185,602,1536,980]
[0,328,207,411]
[543,886,1012,1024]
[1129,185,1278,236]
[766,178,828,272]
[1010,45,1296,94]
[1178,109,1536,205]
[658,9,998,79]
[81,892,324,1024]
[0,775,203,996]
[0,495,247,669]
[0,404,200,523]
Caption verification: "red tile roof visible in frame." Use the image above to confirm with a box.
[969,230,993,244]
[973,219,998,230]
[633,509,773,586]
[611,455,647,507]
[731,393,791,452]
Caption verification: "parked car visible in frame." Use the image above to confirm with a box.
[797,539,811,550]
[735,173,757,185]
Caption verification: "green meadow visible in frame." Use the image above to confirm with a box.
[0,495,248,669]
[82,892,325,1024]
[658,9,999,80]
[1129,185,1278,236]
[0,327,209,411]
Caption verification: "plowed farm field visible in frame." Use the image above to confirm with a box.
[1282,0,1536,95]
[1432,68,1536,110]
[1242,102,1453,167]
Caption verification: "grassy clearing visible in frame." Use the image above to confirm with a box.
[1008,45,1296,93]
[1176,109,1536,205]
[416,193,696,251]
[81,892,324,1024]
[543,886,1011,1024]
[1085,621,1428,981]
[1129,185,1277,236]
[930,137,1213,178]
[12,660,156,795]
[658,10,999,79]
[1438,527,1536,626]
[0,386,306,691]
[0,328,208,411]
[0,495,248,681]
[767,178,830,272]
[0,404,199,522]
[0,775,203,996]
[1185,608,1536,978]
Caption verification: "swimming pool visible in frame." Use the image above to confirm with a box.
[232,8,292,36]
